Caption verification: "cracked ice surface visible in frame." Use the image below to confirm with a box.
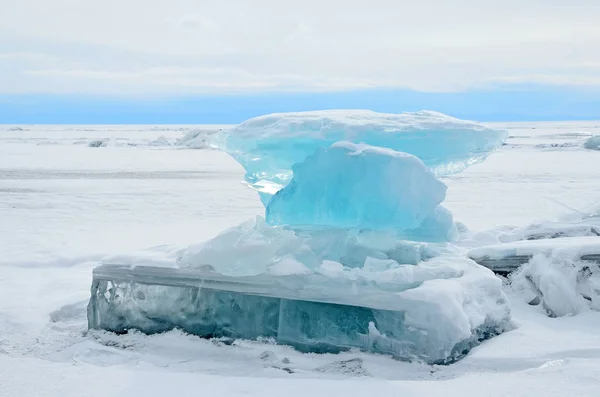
[214,110,507,204]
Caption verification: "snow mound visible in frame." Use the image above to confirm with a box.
[265,142,456,242]
[583,135,600,150]
[216,110,507,203]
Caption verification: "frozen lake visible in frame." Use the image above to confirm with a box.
[1,121,600,396]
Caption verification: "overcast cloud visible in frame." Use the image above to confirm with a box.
[1,0,600,94]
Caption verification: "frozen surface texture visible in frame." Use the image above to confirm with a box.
[584,135,600,150]
[265,142,456,241]
[216,110,508,203]
[89,253,510,364]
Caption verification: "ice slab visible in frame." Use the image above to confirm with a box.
[509,252,600,317]
[88,256,510,364]
[215,110,507,203]
[265,142,456,241]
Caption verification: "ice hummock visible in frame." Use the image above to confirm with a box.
[88,110,511,363]
[265,142,457,242]
[214,110,508,204]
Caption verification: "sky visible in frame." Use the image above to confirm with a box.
[2,0,600,123]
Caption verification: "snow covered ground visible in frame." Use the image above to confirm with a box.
[1,121,600,396]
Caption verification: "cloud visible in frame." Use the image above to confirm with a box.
[1,0,600,94]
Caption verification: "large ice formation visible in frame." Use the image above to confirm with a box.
[88,110,511,363]
[214,110,507,203]
[90,217,510,364]
[265,142,456,242]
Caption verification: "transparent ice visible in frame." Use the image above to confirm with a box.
[266,142,457,242]
[214,110,508,204]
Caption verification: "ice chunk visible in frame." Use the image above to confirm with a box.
[215,110,507,203]
[497,222,600,243]
[469,236,600,261]
[177,216,432,275]
[584,135,600,150]
[264,142,456,241]
[88,254,510,364]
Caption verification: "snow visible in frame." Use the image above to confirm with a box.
[265,142,455,241]
[2,121,600,396]
[216,110,507,204]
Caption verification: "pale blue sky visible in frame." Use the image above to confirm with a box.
[2,0,600,122]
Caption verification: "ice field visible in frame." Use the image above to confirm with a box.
[1,119,600,396]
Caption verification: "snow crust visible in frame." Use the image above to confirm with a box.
[216,110,507,203]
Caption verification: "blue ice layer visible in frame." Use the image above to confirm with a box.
[584,135,600,150]
[88,264,510,364]
[266,142,456,242]
[215,110,508,204]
